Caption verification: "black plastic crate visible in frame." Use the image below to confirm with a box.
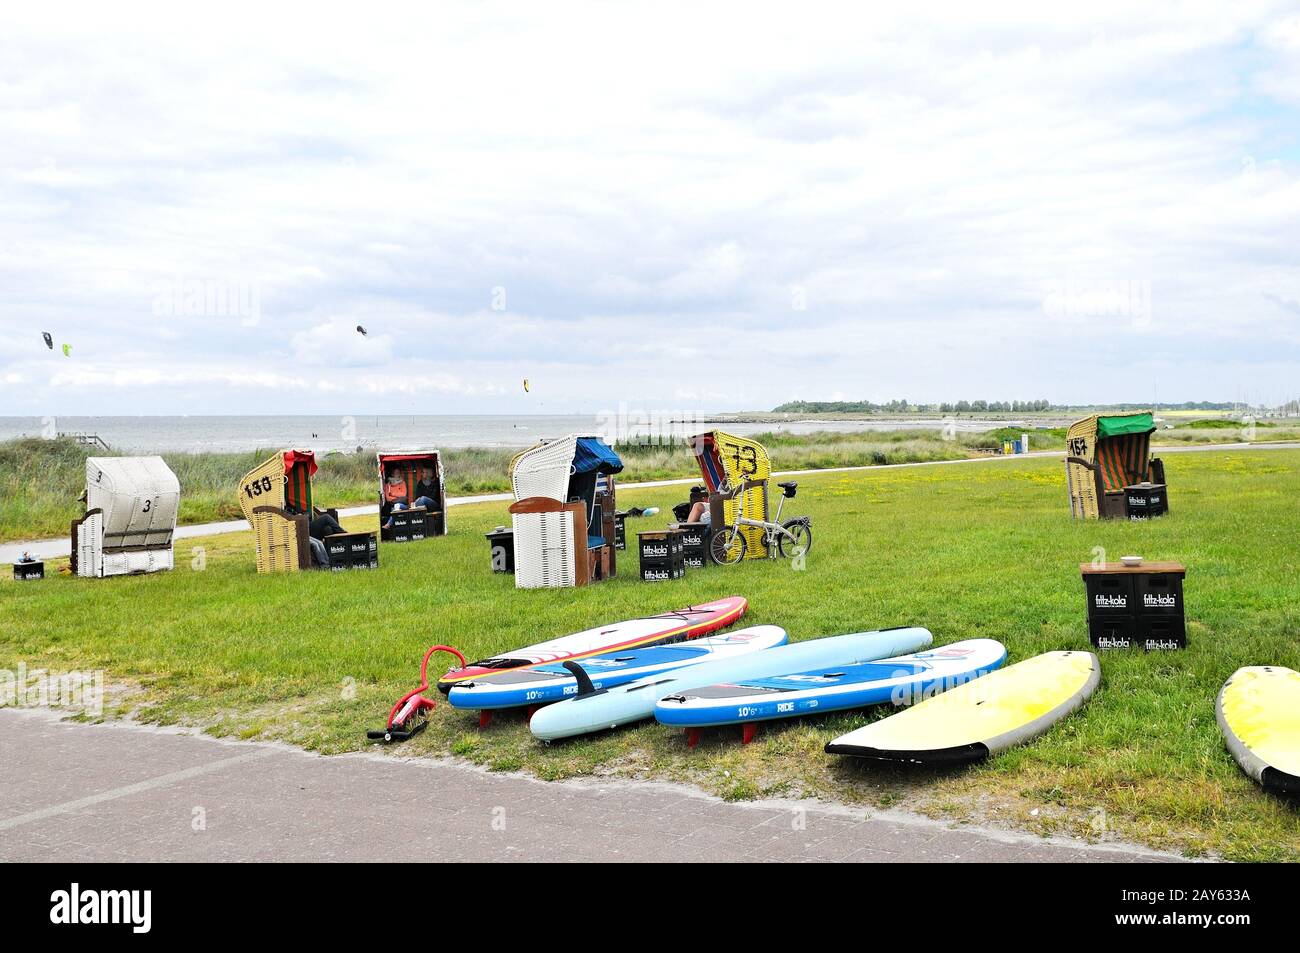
[614,513,627,550]
[640,562,686,582]
[1139,616,1186,651]
[1084,574,1136,616]
[675,523,710,551]
[1124,484,1168,519]
[485,527,515,574]
[327,533,378,570]
[638,530,684,563]
[13,560,44,581]
[1134,572,1184,615]
[389,509,428,542]
[1089,616,1138,650]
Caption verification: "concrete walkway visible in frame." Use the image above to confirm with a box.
[0,708,1185,863]
[4,441,1295,565]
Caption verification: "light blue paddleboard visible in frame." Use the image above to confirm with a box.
[448,626,788,710]
[529,626,933,741]
[653,639,1007,728]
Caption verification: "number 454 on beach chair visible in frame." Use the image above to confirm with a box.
[1064,411,1168,520]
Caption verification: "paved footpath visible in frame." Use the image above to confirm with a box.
[0,708,1186,863]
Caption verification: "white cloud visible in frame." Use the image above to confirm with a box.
[1,1,1298,414]
[290,321,394,368]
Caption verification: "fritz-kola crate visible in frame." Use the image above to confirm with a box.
[327,533,379,571]
[1080,561,1186,651]
[1123,483,1169,520]
[638,529,686,582]
[13,559,44,581]
[638,529,684,563]
[388,508,428,542]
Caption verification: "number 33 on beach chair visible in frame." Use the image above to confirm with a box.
[691,430,773,559]
[508,435,623,588]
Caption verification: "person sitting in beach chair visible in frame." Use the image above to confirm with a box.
[382,467,439,530]
[685,500,711,525]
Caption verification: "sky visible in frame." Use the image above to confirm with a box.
[1,2,1298,416]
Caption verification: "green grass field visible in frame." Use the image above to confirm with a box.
[2,447,1298,860]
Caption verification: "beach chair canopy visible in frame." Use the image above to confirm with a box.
[691,430,771,491]
[378,451,442,498]
[510,435,623,504]
[84,456,181,552]
[690,430,772,558]
[377,450,447,537]
[1068,413,1155,492]
[238,450,317,524]
[73,456,181,577]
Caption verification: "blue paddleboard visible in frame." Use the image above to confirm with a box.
[654,639,1007,728]
[448,626,788,710]
[530,626,934,741]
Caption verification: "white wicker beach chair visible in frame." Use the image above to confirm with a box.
[510,436,578,589]
[71,457,180,577]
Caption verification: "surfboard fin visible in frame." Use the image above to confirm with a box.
[562,661,607,699]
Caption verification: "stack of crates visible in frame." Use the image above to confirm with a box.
[1081,561,1186,651]
[638,529,686,582]
[675,523,710,570]
[387,508,428,542]
[326,532,379,571]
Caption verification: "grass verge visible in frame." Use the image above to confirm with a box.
[2,447,1298,859]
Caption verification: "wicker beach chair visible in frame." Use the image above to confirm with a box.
[377,451,447,540]
[508,435,622,588]
[1064,412,1166,519]
[238,450,318,573]
[70,456,180,577]
[690,430,772,558]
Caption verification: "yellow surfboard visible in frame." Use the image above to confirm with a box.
[1216,666,1300,794]
[825,651,1100,763]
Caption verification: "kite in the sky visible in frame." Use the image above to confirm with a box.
[42,332,53,349]
[356,325,367,336]
[62,343,71,357]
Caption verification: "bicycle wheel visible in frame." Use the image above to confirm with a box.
[710,527,747,565]
[778,519,812,558]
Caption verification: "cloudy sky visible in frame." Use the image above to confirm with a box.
[1,2,1298,416]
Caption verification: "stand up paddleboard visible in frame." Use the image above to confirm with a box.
[436,596,747,693]
[530,626,933,742]
[1217,666,1300,794]
[826,650,1100,764]
[654,639,1007,744]
[449,625,788,712]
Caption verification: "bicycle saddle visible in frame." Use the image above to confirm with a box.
[777,481,798,490]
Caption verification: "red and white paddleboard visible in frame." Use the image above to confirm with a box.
[435,596,748,692]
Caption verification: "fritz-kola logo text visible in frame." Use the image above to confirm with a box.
[1144,593,1175,607]
[50,883,151,934]
[1094,594,1127,607]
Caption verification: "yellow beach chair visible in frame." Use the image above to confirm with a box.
[1064,412,1166,519]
